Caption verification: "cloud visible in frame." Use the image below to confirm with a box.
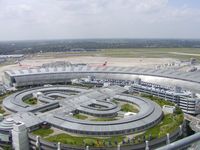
[0,0,199,40]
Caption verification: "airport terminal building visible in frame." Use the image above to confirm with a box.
[3,65,200,115]
[0,65,200,149]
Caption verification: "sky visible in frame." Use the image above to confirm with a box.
[0,0,200,41]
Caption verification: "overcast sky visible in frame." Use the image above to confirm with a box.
[0,0,200,41]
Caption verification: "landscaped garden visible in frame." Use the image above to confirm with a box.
[120,103,139,113]
[71,83,95,89]
[135,93,184,141]
[73,113,88,120]
[32,128,54,137]
[23,97,37,105]
[112,99,119,104]
[135,112,183,140]
[45,133,124,147]
[32,127,124,147]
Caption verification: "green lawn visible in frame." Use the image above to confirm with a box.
[91,117,117,122]
[97,48,200,59]
[135,93,184,141]
[73,114,88,120]
[23,97,37,105]
[136,112,184,141]
[45,133,124,147]
[39,48,200,60]
[72,83,94,89]
[121,103,139,113]
[32,128,54,137]
[0,145,12,150]
[112,99,119,104]
[0,106,5,114]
